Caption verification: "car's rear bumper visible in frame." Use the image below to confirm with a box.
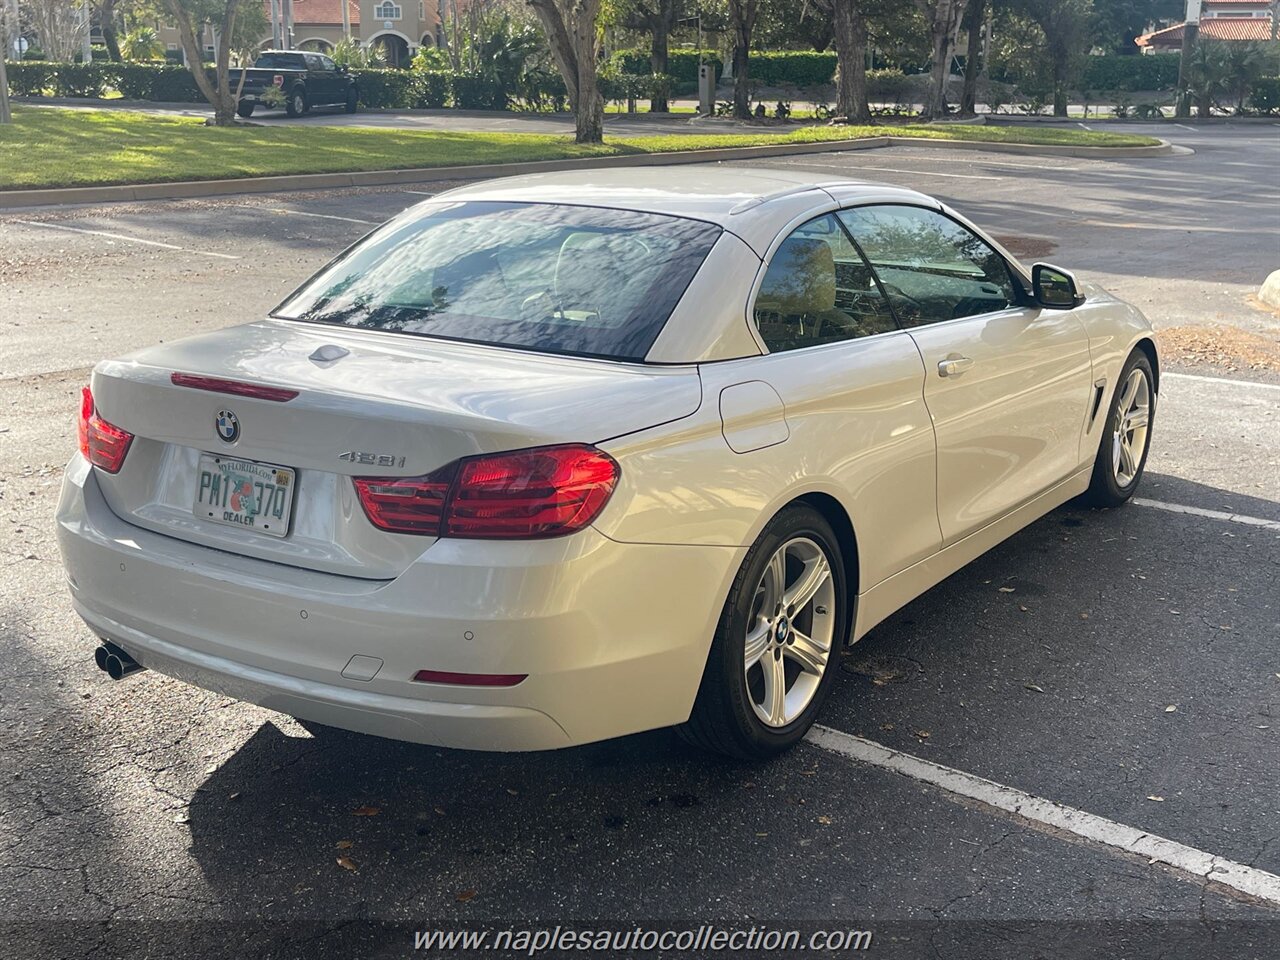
[56,457,744,751]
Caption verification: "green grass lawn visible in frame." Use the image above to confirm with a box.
[0,106,1161,191]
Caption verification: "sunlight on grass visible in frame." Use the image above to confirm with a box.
[0,107,1161,191]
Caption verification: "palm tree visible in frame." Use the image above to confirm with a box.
[120,26,165,62]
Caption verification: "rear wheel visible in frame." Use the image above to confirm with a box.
[236,101,254,119]
[285,89,307,118]
[678,505,847,759]
[1086,350,1155,507]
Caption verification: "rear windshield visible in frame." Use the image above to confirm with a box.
[254,53,307,70]
[271,201,723,361]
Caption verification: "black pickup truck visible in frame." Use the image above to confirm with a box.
[232,50,358,119]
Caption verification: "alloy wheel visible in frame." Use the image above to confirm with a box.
[1111,368,1151,487]
[743,536,837,728]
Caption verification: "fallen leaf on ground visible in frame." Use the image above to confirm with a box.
[336,840,354,850]
[336,856,358,872]
[880,723,895,731]
[456,889,477,903]
[914,729,931,740]
[817,815,832,825]
[1024,683,1045,693]
[352,806,381,817]
[1165,705,1177,713]
[506,788,519,796]
[1147,795,1165,802]
[433,806,446,816]
[998,586,1016,593]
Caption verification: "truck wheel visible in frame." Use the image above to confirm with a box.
[236,101,255,119]
[285,89,307,118]
[345,89,358,114]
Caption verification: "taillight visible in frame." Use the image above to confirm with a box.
[77,387,134,474]
[352,443,619,540]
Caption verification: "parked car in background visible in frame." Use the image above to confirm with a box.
[231,50,358,118]
[56,169,1158,759]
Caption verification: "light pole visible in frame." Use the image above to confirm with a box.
[1175,0,1201,118]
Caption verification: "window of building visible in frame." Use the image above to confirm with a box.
[374,2,402,20]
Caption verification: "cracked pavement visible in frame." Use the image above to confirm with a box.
[1,133,1278,958]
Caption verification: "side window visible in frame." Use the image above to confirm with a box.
[753,214,899,353]
[320,56,338,72]
[303,54,321,71]
[837,206,1017,328]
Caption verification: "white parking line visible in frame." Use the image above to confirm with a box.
[249,206,378,225]
[807,725,1280,905]
[1163,371,1280,392]
[13,220,241,260]
[402,190,437,197]
[1132,499,1280,532]
[1173,123,1199,132]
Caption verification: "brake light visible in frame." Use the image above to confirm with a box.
[353,444,619,539]
[170,373,299,402]
[77,387,134,473]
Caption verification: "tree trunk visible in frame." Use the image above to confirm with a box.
[729,0,757,120]
[649,14,669,113]
[959,0,984,116]
[214,2,238,126]
[919,0,962,120]
[831,0,870,123]
[529,0,603,144]
[167,0,238,125]
[100,0,122,62]
[1051,48,1068,117]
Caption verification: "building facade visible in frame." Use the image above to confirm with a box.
[1137,0,1277,51]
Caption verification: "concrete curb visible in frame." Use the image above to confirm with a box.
[0,135,1173,210]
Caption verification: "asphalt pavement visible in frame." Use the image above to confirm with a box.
[0,128,1278,959]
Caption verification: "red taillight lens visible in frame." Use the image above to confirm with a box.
[77,387,134,474]
[352,444,619,540]
[352,462,457,535]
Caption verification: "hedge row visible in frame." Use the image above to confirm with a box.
[2,60,667,112]
[608,48,723,84]
[1080,54,1180,92]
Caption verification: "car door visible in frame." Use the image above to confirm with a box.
[303,54,333,103]
[317,54,344,104]
[838,204,1093,545]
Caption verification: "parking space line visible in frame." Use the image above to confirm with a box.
[807,725,1280,905]
[1163,371,1280,392]
[12,220,241,260]
[402,190,437,197]
[247,206,379,225]
[1174,123,1198,132]
[1132,498,1280,532]
[779,160,1004,181]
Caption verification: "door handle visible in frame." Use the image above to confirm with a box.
[938,355,975,378]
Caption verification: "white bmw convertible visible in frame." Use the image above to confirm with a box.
[57,167,1156,758]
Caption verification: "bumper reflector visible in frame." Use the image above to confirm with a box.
[411,670,527,687]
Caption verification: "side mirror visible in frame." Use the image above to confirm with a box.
[1032,263,1085,310]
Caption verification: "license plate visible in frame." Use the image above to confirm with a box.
[193,454,295,538]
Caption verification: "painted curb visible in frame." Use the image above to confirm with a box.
[0,135,1171,210]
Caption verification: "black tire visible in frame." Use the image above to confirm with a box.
[1085,350,1156,507]
[678,504,848,759]
[285,88,307,118]
[236,101,255,119]
[345,88,358,113]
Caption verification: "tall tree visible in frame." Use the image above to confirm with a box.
[811,0,871,122]
[528,0,605,143]
[164,0,264,126]
[959,0,984,116]
[605,0,680,111]
[727,0,759,119]
[914,0,965,119]
[1018,0,1092,116]
[1091,0,1182,55]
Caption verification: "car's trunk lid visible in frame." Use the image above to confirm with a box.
[89,320,701,579]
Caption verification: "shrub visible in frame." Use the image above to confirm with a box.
[351,68,416,109]
[1082,54,1180,93]
[146,65,207,103]
[452,72,506,110]
[52,62,106,98]
[748,50,837,88]
[412,70,452,109]
[608,48,721,84]
[3,61,55,96]
[513,68,567,112]
[1249,76,1280,114]
[866,68,909,101]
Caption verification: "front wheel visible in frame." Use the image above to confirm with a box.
[1085,350,1155,507]
[678,505,848,759]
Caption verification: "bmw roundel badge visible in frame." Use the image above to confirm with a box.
[215,409,240,443]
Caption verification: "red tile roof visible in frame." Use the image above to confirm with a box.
[287,0,361,26]
[1137,16,1276,47]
